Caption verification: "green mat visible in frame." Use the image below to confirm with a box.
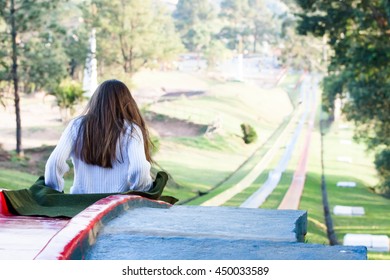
[3,171,178,218]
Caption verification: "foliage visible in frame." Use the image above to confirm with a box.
[240,123,257,144]
[374,149,390,196]
[173,0,217,53]
[203,40,232,69]
[0,1,88,91]
[0,0,62,155]
[219,0,254,50]
[246,0,280,52]
[83,0,183,75]
[219,0,280,53]
[296,0,390,192]
[0,20,9,82]
[279,18,324,71]
[48,79,86,122]
[63,29,89,79]
[20,31,69,93]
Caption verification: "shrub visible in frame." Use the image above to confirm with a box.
[240,123,258,144]
[374,148,390,196]
[49,79,86,122]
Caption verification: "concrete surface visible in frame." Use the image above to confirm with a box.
[344,234,389,252]
[337,181,357,188]
[86,235,367,260]
[87,206,307,242]
[333,206,365,216]
[85,205,367,260]
[337,157,353,163]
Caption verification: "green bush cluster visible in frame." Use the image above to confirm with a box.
[49,80,86,122]
[240,123,257,144]
[374,148,390,196]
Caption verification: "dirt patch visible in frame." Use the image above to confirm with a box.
[0,144,11,161]
[158,90,205,102]
[0,145,55,176]
[146,112,207,138]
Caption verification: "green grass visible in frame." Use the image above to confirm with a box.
[221,109,307,208]
[184,115,291,205]
[278,72,302,108]
[148,82,292,136]
[297,111,390,259]
[222,169,270,207]
[150,75,295,205]
[155,136,255,203]
[169,134,241,152]
[0,169,39,189]
[0,168,73,193]
[132,70,215,91]
[319,121,390,259]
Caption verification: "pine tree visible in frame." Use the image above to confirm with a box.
[0,0,61,156]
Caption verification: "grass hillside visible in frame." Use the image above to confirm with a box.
[142,72,294,202]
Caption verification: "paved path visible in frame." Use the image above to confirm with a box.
[278,78,318,210]
[201,104,302,206]
[240,75,316,208]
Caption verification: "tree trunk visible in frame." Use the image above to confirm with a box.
[128,47,133,74]
[10,0,23,157]
[253,25,258,53]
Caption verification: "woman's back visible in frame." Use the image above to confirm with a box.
[44,79,153,194]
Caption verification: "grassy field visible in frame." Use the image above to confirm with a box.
[215,86,390,260]
[300,107,389,259]
[221,106,307,207]
[148,74,295,203]
[319,120,390,260]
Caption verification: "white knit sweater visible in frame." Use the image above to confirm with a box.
[44,117,153,194]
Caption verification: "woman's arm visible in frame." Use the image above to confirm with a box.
[44,120,76,192]
[127,124,153,191]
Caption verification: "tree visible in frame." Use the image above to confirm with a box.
[219,0,251,50]
[0,0,61,156]
[296,0,390,194]
[278,4,324,72]
[203,40,232,69]
[246,0,280,53]
[218,0,282,54]
[174,0,217,53]
[85,0,183,75]
[20,30,69,93]
[56,1,89,80]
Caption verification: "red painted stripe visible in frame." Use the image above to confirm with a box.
[278,91,316,210]
[34,195,171,260]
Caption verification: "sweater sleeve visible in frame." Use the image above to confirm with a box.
[126,124,153,191]
[44,120,76,192]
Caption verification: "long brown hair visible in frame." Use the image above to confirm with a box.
[75,79,153,168]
